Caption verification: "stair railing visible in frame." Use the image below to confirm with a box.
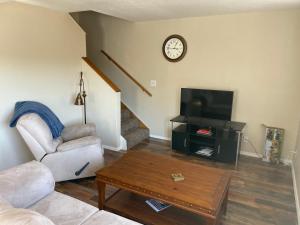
[82,57,121,92]
[101,50,152,97]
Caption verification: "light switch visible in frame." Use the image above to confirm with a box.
[150,80,157,87]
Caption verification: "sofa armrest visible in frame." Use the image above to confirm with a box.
[57,136,101,152]
[0,208,55,225]
[61,123,96,142]
[0,161,55,208]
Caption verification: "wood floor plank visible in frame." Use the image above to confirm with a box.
[56,138,297,225]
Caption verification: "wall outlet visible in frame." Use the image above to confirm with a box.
[150,80,157,87]
[243,136,249,143]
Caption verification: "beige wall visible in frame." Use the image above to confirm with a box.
[74,10,300,160]
[0,3,86,170]
[82,59,121,150]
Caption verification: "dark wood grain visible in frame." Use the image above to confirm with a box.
[101,50,152,97]
[96,151,230,219]
[56,138,297,225]
[97,181,106,209]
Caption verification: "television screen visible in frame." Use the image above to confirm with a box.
[180,88,234,121]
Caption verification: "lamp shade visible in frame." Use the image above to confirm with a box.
[74,93,84,105]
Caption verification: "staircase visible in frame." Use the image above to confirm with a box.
[121,104,149,149]
[82,57,150,151]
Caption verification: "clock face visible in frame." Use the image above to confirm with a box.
[163,35,187,62]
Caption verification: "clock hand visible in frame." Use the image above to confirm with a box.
[168,47,179,50]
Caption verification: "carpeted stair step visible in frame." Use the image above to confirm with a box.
[121,109,131,120]
[121,118,140,135]
[123,128,149,149]
[121,104,150,150]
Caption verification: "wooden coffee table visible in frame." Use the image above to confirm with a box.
[96,151,231,225]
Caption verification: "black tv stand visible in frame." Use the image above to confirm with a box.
[170,115,246,167]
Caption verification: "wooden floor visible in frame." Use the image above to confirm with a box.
[56,138,297,225]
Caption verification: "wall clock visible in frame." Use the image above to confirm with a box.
[162,34,187,62]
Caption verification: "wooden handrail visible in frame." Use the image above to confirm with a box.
[101,50,152,97]
[82,57,121,92]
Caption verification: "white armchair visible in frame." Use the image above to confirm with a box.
[16,113,104,182]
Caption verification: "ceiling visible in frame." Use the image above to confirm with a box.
[2,0,300,21]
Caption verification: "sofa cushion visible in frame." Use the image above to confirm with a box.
[82,210,142,225]
[29,191,98,225]
[0,195,12,212]
[17,113,62,154]
[0,208,55,225]
[57,136,101,152]
[0,161,55,208]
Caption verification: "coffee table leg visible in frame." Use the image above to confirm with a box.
[97,181,106,209]
[205,217,217,225]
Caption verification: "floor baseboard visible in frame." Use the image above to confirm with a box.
[150,134,171,141]
[240,151,262,158]
[233,151,292,165]
[103,145,122,151]
[291,161,300,225]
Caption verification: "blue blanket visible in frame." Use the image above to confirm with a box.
[9,101,64,139]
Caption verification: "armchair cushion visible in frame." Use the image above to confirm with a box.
[61,123,96,142]
[0,161,55,208]
[0,208,55,225]
[57,136,101,152]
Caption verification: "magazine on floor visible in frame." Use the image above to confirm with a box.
[145,199,171,212]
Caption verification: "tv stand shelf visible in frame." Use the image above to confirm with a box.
[170,116,246,167]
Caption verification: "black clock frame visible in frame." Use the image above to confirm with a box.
[162,34,187,62]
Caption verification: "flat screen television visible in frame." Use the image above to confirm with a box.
[180,88,234,121]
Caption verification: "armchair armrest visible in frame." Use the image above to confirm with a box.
[0,161,55,208]
[57,136,101,152]
[61,123,96,142]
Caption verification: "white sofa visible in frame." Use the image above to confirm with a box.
[16,113,104,182]
[0,161,141,225]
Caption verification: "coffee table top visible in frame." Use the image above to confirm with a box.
[96,151,231,216]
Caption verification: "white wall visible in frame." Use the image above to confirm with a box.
[0,2,86,170]
[82,59,121,150]
[74,10,300,160]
